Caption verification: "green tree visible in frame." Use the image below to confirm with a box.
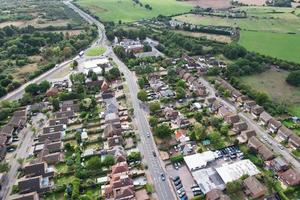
[149,116,158,127]
[149,101,160,114]
[102,155,115,167]
[194,112,203,123]
[176,80,186,89]
[127,151,141,162]
[25,83,39,95]
[86,156,102,171]
[39,80,51,93]
[176,87,186,99]
[226,180,242,194]
[137,90,148,102]
[154,123,172,138]
[167,67,177,83]
[51,98,60,111]
[286,70,300,86]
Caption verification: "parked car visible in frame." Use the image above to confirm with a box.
[173,176,180,182]
[160,173,166,181]
[175,183,183,190]
[153,151,156,157]
[174,163,179,170]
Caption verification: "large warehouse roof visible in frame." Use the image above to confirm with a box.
[215,159,260,183]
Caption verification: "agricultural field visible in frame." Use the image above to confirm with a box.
[76,0,193,22]
[240,69,300,117]
[173,30,232,43]
[239,30,300,63]
[174,6,300,63]
[185,0,231,9]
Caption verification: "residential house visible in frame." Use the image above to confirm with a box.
[231,89,242,101]
[224,114,240,125]
[206,97,216,107]
[10,191,40,200]
[116,155,126,163]
[175,129,190,143]
[244,100,256,112]
[33,140,62,155]
[45,87,59,97]
[164,107,178,121]
[211,101,222,112]
[237,130,256,144]
[43,125,65,135]
[38,148,64,165]
[0,124,14,136]
[236,95,248,107]
[267,118,282,133]
[107,135,123,149]
[103,123,122,138]
[259,111,272,126]
[248,136,274,160]
[251,105,264,119]
[187,76,197,85]
[248,136,263,151]
[206,189,230,200]
[49,118,68,126]
[61,100,80,112]
[276,126,293,142]
[18,176,52,194]
[243,176,267,199]
[258,145,275,161]
[279,169,300,186]
[288,134,300,150]
[270,157,289,172]
[105,113,120,125]
[104,175,135,200]
[177,68,187,78]
[232,121,248,134]
[111,162,129,176]
[182,73,192,82]
[38,132,62,143]
[23,162,54,178]
[54,111,75,119]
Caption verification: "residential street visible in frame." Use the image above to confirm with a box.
[65,2,176,200]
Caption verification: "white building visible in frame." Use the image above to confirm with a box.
[184,151,216,171]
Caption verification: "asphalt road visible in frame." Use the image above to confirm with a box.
[198,77,300,173]
[0,114,45,200]
[61,2,176,200]
[111,51,175,200]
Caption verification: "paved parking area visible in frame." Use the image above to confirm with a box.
[166,164,195,199]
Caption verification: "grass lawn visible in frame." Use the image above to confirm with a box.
[55,175,76,187]
[240,69,300,117]
[76,0,192,22]
[239,31,300,64]
[173,30,232,43]
[85,46,106,56]
[55,162,69,174]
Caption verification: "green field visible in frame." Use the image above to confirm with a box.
[241,69,300,117]
[76,0,193,22]
[239,31,300,63]
[174,6,300,63]
[85,46,106,56]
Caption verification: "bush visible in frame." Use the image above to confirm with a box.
[286,70,300,87]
